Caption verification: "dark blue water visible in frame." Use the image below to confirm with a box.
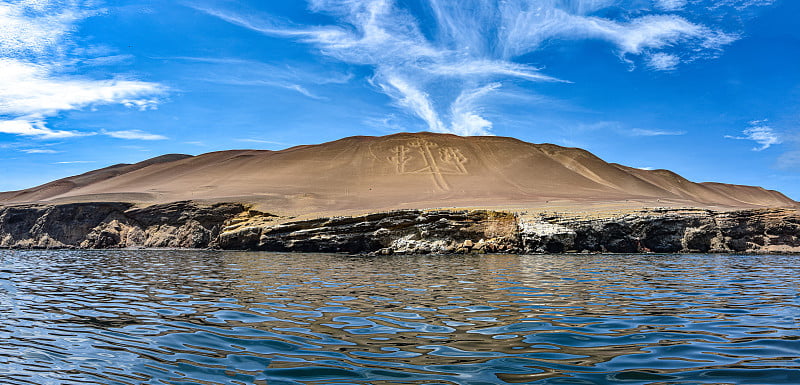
[1,251,798,385]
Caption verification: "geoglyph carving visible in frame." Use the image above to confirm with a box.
[387,139,469,191]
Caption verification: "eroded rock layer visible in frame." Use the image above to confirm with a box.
[1,202,798,254]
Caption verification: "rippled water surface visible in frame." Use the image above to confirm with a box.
[1,251,799,384]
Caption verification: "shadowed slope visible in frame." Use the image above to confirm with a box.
[0,154,193,203]
[1,133,795,213]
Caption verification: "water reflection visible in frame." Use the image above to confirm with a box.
[1,251,798,384]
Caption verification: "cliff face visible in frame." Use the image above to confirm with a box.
[0,202,245,249]
[216,210,519,254]
[1,202,798,254]
[515,209,800,254]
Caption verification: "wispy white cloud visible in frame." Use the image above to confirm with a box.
[0,0,84,57]
[81,54,135,66]
[190,0,564,135]
[363,113,408,132]
[0,118,90,139]
[377,74,446,133]
[497,11,727,60]
[0,59,166,117]
[284,84,326,100]
[0,1,166,139]
[655,0,688,11]
[647,53,681,71]
[424,61,566,83]
[575,121,620,131]
[577,121,685,137]
[187,3,349,43]
[172,56,350,100]
[121,98,162,111]
[55,160,95,164]
[630,128,687,136]
[725,119,782,151]
[212,62,353,87]
[449,83,502,136]
[193,0,762,135]
[709,0,776,11]
[21,148,59,154]
[103,129,168,140]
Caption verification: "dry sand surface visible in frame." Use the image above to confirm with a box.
[1,132,796,216]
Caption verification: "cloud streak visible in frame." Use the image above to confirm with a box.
[55,161,95,164]
[725,119,782,151]
[0,118,90,139]
[630,128,687,136]
[193,0,764,135]
[21,148,59,154]
[0,1,166,140]
[0,59,166,117]
[172,56,351,100]
[102,130,168,140]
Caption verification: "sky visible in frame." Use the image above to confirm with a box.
[1,0,799,199]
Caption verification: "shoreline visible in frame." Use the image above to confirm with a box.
[3,248,799,256]
[1,201,798,255]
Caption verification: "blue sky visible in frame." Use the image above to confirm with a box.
[1,0,799,199]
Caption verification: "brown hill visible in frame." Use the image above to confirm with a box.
[1,133,795,214]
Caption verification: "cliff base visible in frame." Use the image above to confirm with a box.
[1,202,798,254]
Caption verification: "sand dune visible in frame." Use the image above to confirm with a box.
[1,133,795,214]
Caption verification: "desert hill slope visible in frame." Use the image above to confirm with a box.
[0,133,795,214]
[0,154,192,204]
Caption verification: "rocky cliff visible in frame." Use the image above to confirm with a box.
[1,201,798,254]
[0,202,245,249]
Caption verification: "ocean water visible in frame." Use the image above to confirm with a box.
[1,251,798,385]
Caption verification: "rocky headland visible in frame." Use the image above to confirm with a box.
[2,133,797,253]
[1,201,798,254]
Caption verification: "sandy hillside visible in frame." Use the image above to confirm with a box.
[1,133,796,215]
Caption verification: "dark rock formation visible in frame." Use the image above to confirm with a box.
[217,210,519,254]
[516,208,800,254]
[0,201,245,249]
[1,202,798,254]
